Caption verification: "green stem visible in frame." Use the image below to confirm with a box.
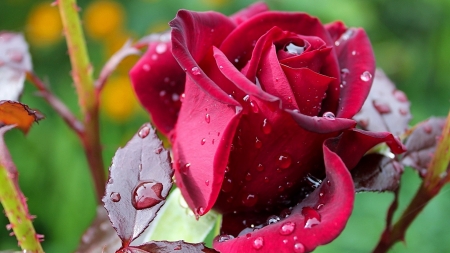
[58,0,105,203]
[0,127,43,253]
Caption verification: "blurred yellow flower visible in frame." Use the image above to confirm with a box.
[84,0,125,40]
[101,75,139,122]
[26,2,62,46]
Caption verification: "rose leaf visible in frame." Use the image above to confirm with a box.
[102,123,173,247]
[0,100,44,133]
[0,32,32,101]
[122,241,218,253]
[353,69,411,136]
[352,153,404,192]
[75,206,121,253]
[402,117,446,176]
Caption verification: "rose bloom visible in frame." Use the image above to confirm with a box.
[130,3,405,252]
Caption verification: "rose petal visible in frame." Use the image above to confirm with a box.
[213,141,354,253]
[324,21,347,42]
[286,110,356,134]
[130,41,185,135]
[220,12,336,70]
[281,67,334,116]
[326,128,406,170]
[279,47,332,72]
[334,28,375,118]
[170,10,239,106]
[229,2,269,25]
[173,76,242,217]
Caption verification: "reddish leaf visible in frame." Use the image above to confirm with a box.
[353,69,411,136]
[119,241,217,253]
[103,123,173,247]
[352,154,403,192]
[0,32,32,101]
[75,206,121,253]
[402,117,446,176]
[0,100,44,133]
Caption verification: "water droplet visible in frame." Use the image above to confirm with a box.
[245,172,252,181]
[302,207,321,228]
[252,237,264,250]
[360,71,372,82]
[255,137,262,148]
[219,65,224,69]
[340,68,350,79]
[201,138,206,145]
[352,50,357,56]
[279,221,296,235]
[283,239,288,244]
[110,192,121,202]
[242,193,258,207]
[285,43,304,55]
[155,43,167,54]
[180,163,190,174]
[264,176,269,183]
[196,207,205,216]
[266,215,280,225]
[151,54,158,60]
[243,95,250,102]
[218,234,234,243]
[205,113,211,123]
[142,64,151,72]
[180,93,185,102]
[322,111,335,120]
[287,96,293,103]
[222,178,233,193]
[277,152,292,169]
[294,242,305,253]
[154,147,163,154]
[393,90,408,102]
[305,174,322,189]
[131,181,164,210]
[257,163,264,172]
[138,126,150,138]
[225,166,230,173]
[205,180,210,186]
[316,203,324,210]
[191,66,201,75]
[373,101,391,114]
[250,100,259,113]
[262,118,272,134]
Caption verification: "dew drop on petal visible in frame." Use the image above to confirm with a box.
[196,206,205,216]
[242,193,258,207]
[205,113,211,123]
[180,163,190,174]
[252,237,264,250]
[191,66,201,75]
[245,172,252,181]
[294,242,305,253]
[262,118,272,134]
[302,207,321,228]
[360,71,372,82]
[279,221,296,235]
[131,181,164,210]
[243,94,250,102]
[250,100,259,113]
[256,163,264,172]
[222,178,233,193]
[277,152,292,169]
[205,180,210,186]
[201,138,206,145]
[142,64,150,72]
[180,93,186,102]
[255,137,262,148]
[322,111,335,120]
[155,43,167,54]
[138,126,150,138]
[110,192,121,202]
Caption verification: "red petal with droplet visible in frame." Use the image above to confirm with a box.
[130,41,185,135]
[213,141,355,253]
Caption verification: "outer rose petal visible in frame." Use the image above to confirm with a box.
[213,141,354,253]
[229,2,269,25]
[130,41,185,135]
[324,21,347,42]
[334,28,375,118]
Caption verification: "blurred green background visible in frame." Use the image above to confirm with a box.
[0,0,449,252]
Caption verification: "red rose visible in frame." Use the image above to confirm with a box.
[130,3,405,252]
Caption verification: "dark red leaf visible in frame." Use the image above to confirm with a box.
[352,153,403,192]
[120,241,217,253]
[75,206,121,253]
[0,100,44,133]
[0,32,32,101]
[103,123,173,246]
[402,117,446,176]
[353,69,411,136]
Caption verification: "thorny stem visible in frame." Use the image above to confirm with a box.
[26,72,84,136]
[0,126,44,253]
[373,110,450,253]
[57,0,105,203]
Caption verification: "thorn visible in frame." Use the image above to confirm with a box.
[50,0,59,6]
[72,3,81,12]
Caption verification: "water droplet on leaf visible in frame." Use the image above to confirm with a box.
[110,192,121,202]
[131,181,164,210]
[138,126,150,138]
